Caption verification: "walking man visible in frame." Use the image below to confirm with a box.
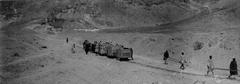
[71,43,76,53]
[92,41,97,53]
[163,50,169,65]
[207,56,214,76]
[179,52,185,70]
[73,43,75,48]
[83,40,90,55]
[228,58,238,78]
[66,37,69,43]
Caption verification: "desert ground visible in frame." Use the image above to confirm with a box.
[1,0,240,84]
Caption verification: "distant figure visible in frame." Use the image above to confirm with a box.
[130,48,133,60]
[95,41,99,55]
[66,37,69,43]
[179,52,185,70]
[71,47,75,53]
[228,58,238,78]
[73,43,76,48]
[163,50,169,64]
[207,56,214,76]
[72,43,76,53]
[92,41,97,53]
[83,40,90,55]
[83,40,88,49]
[98,41,102,55]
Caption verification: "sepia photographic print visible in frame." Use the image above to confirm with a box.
[0,0,240,84]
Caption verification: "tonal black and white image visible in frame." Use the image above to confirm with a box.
[0,0,240,84]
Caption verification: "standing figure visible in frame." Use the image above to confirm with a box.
[98,41,102,55]
[130,48,134,60]
[83,40,90,55]
[228,58,238,78]
[95,41,100,55]
[71,43,76,53]
[92,41,97,53]
[71,47,75,53]
[73,43,76,48]
[179,52,185,70]
[66,37,69,43]
[83,40,87,49]
[163,50,169,65]
[207,56,214,76]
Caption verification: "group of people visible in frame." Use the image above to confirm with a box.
[70,38,238,78]
[163,50,238,78]
[80,38,239,78]
[206,56,238,78]
[66,37,77,54]
[163,50,186,70]
[82,40,96,55]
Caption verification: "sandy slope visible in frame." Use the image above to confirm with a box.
[1,0,240,84]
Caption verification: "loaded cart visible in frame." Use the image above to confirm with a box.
[107,44,121,57]
[116,47,133,60]
[99,42,109,55]
[106,44,114,57]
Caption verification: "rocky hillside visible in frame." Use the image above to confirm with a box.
[1,0,240,31]
[177,0,240,32]
[0,0,202,29]
[1,1,240,84]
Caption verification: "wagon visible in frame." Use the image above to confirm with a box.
[106,44,114,57]
[116,47,133,60]
[99,42,109,55]
[106,44,121,57]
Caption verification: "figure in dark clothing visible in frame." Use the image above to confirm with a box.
[163,50,169,65]
[180,52,185,70]
[98,41,102,55]
[71,47,75,53]
[91,41,97,53]
[83,40,87,49]
[83,40,90,55]
[73,43,75,48]
[66,37,69,43]
[229,58,238,78]
[85,43,90,54]
[130,48,133,60]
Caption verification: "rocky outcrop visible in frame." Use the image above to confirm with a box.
[0,0,202,29]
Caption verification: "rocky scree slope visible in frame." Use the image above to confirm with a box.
[1,0,202,30]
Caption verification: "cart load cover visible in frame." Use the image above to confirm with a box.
[100,42,109,54]
[120,48,132,58]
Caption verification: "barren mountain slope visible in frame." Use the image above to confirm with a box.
[1,0,240,84]
[176,0,240,31]
[1,20,240,84]
[0,0,200,29]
